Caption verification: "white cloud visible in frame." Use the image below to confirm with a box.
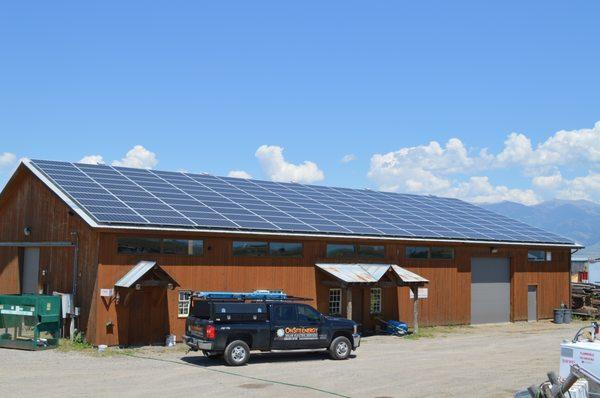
[367,138,489,194]
[341,154,356,163]
[555,172,600,201]
[228,170,252,179]
[79,155,105,165]
[112,145,158,169]
[0,152,17,169]
[532,172,563,190]
[255,145,324,183]
[367,121,600,205]
[446,176,540,205]
[496,122,600,168]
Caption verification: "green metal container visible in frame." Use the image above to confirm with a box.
[0,294,61,350]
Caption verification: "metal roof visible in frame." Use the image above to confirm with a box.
[315,263,428,284]
[17,159,579,247]
[114,261,157,288]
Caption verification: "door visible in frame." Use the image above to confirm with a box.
[22,248,40,294]
[351,287,364,325]
[528,285,537,322]
[127,287,169,346]
[471,257,510,324]
[296,304,327,348]
[270,303,299,350]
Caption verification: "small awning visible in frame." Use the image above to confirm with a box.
[315,263,428,285]
[115,261,178,288]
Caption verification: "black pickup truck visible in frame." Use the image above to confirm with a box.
[184,296,360,366]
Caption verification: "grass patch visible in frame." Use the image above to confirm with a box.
[57,339,141,357]
[56,338,94,353]
[403,324,473,340]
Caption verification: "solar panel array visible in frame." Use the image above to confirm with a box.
[29,159,573,244]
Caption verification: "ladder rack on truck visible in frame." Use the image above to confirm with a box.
[192,290,311,302]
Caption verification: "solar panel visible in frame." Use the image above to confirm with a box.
[27,159,574,244]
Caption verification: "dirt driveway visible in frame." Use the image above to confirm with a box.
[0,321,585,398]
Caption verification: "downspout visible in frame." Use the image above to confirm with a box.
[70,231,79,338]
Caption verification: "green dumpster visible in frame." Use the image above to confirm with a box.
[0,294,61,350]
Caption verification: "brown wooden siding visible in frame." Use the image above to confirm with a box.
[0,166,100,342]
[91,231,570,345]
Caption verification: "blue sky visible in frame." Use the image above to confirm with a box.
[1,1,599,204]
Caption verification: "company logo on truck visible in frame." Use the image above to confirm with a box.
[276,326,319,340]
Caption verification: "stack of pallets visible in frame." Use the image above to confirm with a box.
[572,282,600,316]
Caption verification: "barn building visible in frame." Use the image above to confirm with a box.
[0,159,578,346]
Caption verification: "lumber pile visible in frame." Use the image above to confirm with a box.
[572,282,600,315]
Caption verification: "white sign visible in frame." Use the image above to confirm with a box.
[100,288,114,297]
[409,288,428,299]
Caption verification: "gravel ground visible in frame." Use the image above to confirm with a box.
[0,321,586,398]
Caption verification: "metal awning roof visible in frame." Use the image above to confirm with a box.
[115,261,157,288]
[315,263,428,284]
[114,261,178,288]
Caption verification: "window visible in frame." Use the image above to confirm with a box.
[326,244,356,258]
[232,241,268,256]
[406,246,429,259]
[163,239,204,256]
[431,247,454,259]
[529,250,551,262]
[117,237,161,254]
[272,304,297,322]
[370,288,382,314]
[329,288,342,315]
[298,305,321,322]
[117,237,204,255]
[178,291,191,317]
[357,245,385,258]
[269,242,303,257]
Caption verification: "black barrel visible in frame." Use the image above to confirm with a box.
[554,308,564,324]
[563,309,572,324]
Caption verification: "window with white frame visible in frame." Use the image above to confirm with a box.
[528,250,551,262]
[178,291,192,317]
[370,287,382,314]
[329,288,342,315]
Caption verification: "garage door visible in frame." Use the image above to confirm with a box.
[471,257,510,324]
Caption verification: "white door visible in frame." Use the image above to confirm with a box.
[22,248,40,294]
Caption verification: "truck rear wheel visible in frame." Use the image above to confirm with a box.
[224,340,250,366]
[329,336,351,360]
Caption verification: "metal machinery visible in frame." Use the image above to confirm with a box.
[0,294,61,350]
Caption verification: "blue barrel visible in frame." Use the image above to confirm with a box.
[563,309,572,324]
[554,308,564,324]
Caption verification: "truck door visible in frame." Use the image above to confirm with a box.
[270,304,300,350]
[296,304,328,349]
[271,304,326,350]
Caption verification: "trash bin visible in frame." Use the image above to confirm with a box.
[554,308,565,324]
[563,309,572,324]
[0,294,61,350]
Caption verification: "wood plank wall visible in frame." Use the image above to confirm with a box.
[0,167,100,342]
[92,232,570,345]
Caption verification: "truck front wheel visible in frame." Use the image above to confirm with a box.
[329,336,352,360]
[224,340,250,366]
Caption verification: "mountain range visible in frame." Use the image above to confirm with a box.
[479,200,600,257]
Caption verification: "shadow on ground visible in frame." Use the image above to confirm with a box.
[181,350,356,367]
